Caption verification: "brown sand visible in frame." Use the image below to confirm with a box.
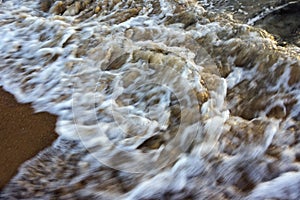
[0,87,58,189]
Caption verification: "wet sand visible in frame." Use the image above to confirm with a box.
[0,87,58,189]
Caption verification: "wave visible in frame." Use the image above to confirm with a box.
[0,0,300,199]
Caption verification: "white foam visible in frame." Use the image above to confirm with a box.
[248,172,300,200]
[1,0,300,199]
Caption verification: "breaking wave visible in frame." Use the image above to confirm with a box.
[0,0,299,199]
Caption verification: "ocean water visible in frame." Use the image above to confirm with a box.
[0,0,299,199]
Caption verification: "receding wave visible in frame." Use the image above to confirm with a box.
[0,0,299,199]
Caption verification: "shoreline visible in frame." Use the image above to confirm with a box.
[0,87,58,189]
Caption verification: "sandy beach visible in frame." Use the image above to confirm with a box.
[0,88,58,189]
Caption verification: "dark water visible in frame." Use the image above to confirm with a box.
[200,0,300,46]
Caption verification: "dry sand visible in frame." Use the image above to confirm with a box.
[0,87,58,189]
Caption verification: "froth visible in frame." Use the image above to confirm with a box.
[1,0,300,199]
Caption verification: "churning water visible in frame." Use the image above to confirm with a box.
[0,0,300,199]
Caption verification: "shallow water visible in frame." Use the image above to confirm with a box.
[199,0,300,47]
[0,0,300,199]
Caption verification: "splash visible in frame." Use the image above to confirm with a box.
[0,0,300,199]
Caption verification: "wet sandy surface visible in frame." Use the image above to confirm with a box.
[200,0,300,46]
[0,87,58,189]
